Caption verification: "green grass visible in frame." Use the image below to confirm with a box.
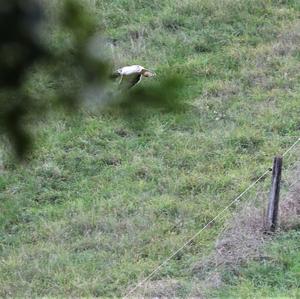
[1,0,300,297]
[217,230,300,298]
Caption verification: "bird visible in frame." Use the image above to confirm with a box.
[111,65,156,89]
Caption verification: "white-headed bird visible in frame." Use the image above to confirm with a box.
[111,65,156,89]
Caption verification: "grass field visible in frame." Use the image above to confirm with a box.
[1,0,300,297]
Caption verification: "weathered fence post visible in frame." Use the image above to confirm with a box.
[266,156,283,232]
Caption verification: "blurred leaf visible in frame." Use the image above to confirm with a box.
[0,0,183,160]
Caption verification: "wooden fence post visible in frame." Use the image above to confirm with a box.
[266,156,282,232]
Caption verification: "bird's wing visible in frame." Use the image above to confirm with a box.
[120,65,143,75]
[119,73,142,89]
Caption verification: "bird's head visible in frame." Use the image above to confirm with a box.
[141,69,156,77]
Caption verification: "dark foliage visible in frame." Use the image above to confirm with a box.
[0,0,182,160]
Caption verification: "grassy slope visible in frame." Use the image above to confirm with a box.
[1,0,300,297]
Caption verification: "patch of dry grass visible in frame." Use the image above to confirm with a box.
[137,279,184,298]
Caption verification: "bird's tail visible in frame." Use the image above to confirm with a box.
[110,71,120,79]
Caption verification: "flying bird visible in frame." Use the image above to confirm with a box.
[111,65,156,89]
